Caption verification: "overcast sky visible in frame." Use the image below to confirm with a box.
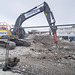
[0,0,75,31]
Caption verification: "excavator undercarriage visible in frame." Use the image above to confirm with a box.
[0,38,31,50]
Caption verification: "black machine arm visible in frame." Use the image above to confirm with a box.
[13,2,57,43]
[14,2,55,28]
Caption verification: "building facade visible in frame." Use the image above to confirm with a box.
[57,27,75,40]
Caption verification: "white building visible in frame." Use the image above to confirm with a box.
[57,27,75,37]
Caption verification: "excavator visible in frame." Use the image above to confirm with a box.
[2,1,58,71]
[0,1,57,49]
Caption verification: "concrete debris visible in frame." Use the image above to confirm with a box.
[3,57,20,71]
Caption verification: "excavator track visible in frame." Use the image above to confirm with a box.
[10,39,31,47]
[18,39,31,47]
[0,39,16,50]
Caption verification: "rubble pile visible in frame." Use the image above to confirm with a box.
[31,35,75,62]
[0,34,75,75]
[16,34,75,75]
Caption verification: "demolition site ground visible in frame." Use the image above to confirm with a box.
[0,34,75,75]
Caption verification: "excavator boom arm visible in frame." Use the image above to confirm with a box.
[14,2,55,28]
[13,2,57,43]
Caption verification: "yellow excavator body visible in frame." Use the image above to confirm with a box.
[0,22,12,38]
[0,29,12,37]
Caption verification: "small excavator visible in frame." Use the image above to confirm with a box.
[0,1,57,49]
